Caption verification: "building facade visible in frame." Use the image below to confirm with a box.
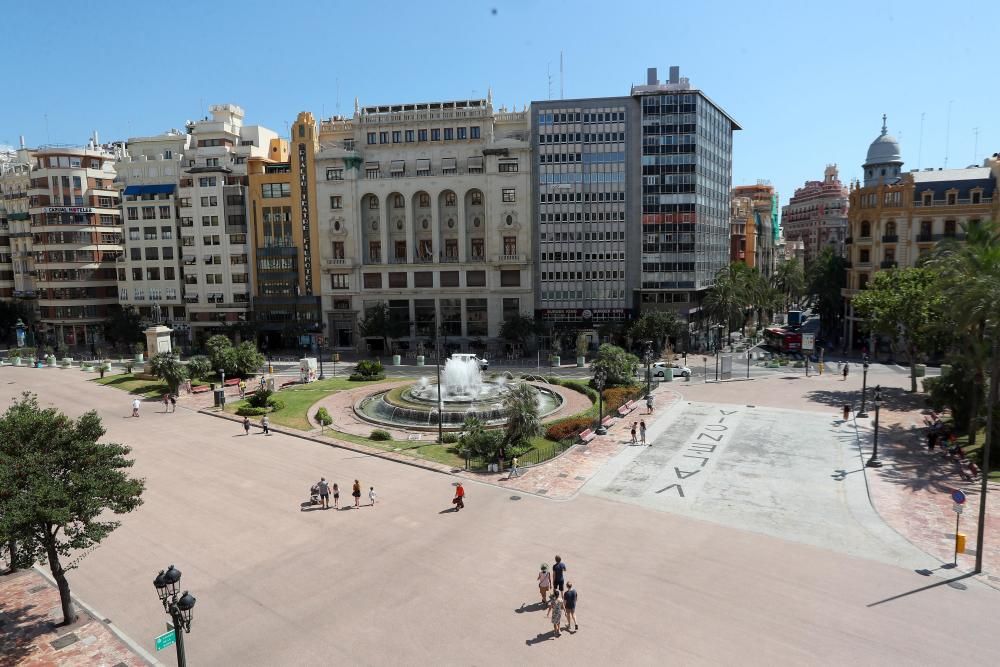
[730,183,778,274]
[0,145,34,307]
[27,141,124,348]
[315,96,533,354]
[841,118,1000,349]
[781,165,848,264]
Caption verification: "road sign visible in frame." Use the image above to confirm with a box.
[155,629,176,651]
[801,333,815,352]
[952,489,967,504]
[953,504,964,515]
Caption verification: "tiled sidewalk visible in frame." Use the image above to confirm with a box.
[0,568,151,667]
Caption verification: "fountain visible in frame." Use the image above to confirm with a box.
[356,356,562,430]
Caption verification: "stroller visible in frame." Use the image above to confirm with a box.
[308,483,321,506]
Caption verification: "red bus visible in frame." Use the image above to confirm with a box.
[763,327,802,353]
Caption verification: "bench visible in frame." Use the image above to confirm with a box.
[224,378,241,387]
[579,429,596,443]
[617,400,638,417]
[601,416,614,428]
[191,385,211,394]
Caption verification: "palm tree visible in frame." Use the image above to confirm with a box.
[772,259,806,312]
[703,266,746,343]
[502,383,542,453]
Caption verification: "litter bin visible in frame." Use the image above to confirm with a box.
[663,367,674,382]
[914,364,926,377]
[214,388,225,408]
[392,354,401,366]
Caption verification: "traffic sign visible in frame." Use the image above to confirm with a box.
[952,489,967,504]
[801,333,815,352]
[953,504,964,515]
[155,629,176,651]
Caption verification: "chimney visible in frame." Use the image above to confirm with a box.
[669,66,680,84]
[646,67,657,85]
[19,135,25,149]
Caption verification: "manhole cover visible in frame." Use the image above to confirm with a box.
[536,489,548,495]
[50,633,80,650]
[746,405,756,408]
[509,495,522,501]
[575,476,586,481]
[558,473,569,478]
[947,581,968,590]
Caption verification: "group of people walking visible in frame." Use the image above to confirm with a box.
[630,420,648,445]
[313,478,373,509]
[536,555,579,637]
[242,415,270,436]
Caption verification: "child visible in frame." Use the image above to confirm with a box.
[332,483,340,509]
[630,422,637,445]
[369,486,377,506]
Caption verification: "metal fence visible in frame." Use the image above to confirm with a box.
[464,439,573,472]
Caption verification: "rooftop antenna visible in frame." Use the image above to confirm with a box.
[973,127,979,164]
[917,111,925,170]
[944,99,953,168]
[560,50,564,99]
[547,63,552,100]
[336,78,341,116]
[44,114,50,145]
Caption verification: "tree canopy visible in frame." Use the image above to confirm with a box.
[359,302,409,352]
[628,311,683,352]
[592,344,640,386]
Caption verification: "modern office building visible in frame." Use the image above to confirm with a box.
[782,165,849,263]
[246,111,322,350]
[315,96,533,355]
[729,183,777,275]
[841,117,1000,349]
[26,140,124,348]
[634,67,740,323]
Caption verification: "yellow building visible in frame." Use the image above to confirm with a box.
[247,112,323,348]
[841,119,1000,350]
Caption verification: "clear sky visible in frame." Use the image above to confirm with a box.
[3,0,997,208]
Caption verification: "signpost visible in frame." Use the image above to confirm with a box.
[155,629,176,651]
[952,489,967,565]
[801,333,815,352]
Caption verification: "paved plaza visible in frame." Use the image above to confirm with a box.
[2,366,1000,665]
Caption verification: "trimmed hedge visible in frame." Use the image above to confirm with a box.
[350,373,386,382]
[439,432,458,444]
[236,406,269,416]
[545,416,594,443]
[370,429,392,441]
[315,407,333,427]
[603,386,644,413]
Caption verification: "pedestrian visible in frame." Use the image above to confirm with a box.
[640,420,647,446]
[546,590,564,638]
[646,394,654,414]
[453,482,465,510]
[317,477,331,509]
[239,380,247,399]
[262,415,270,435]
[537,564,552,604]
[243,416,251,435]
[169,394,177,412]
[563,582,578,631]
[163,394,170,413]
[508,456,520,479]
[630,422,637,445]
[842,363,849,381]
[352,479,361,507]
[132,398,141,418]
[369,486,377,506]
[552,555,567,593]
[332,483,340,509]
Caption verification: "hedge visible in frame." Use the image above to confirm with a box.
[370,429,392,441]
[350,373,386,382]
[545,416,594,442]
[236,406,269,416]
[603,386,644,413]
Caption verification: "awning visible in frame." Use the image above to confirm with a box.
[123,184,176,195]
[467,156,483,169]
[390,160,405,172]
[365,161,380,169]
[416,158,430,170]
[442,157,457,169]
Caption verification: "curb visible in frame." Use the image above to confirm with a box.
[33,565,162,666]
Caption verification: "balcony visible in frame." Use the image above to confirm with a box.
[439,254,459,263]
[916,233,934,243]
[389,256,409,265]
[412,255,435,264]
[881,234,898,243]
[467,254,486,263]
[323,257,354,269]
[844,237,853,245]
[880,260,898,269]
[494,253,527,264]
[856,235,872,243]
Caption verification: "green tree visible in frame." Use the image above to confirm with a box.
[358,302,409,353]
[103,305,144,352]
[772,259,806,312]
[315,407,333,431]
[501,382,543,456]
[457,416,502,459]
[703,263,751,339]
[852,267,944,392]
[499,314,538,345]
[628,311,683,353]
[592,343,640,386]
[186,355,211,381]
[149,353,188,393]
[232,341,265,378]
[806,248,847,337]
[0,393,144,625]
[204,334,235,374]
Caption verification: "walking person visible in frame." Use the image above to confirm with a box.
[243,416,251,435]
[163,394,170,413]
[842,363,849,381]
[537,564,552,604]
[646,394,654,414]
[552,555,567,593]
[453,482,465,510]
[545,590,564,638]
[508,456,520,479]
[261,415,270,435]
[317,477,331,509]
[563,582,578,631]
[332,483,340,509]
[352,479,361,507]
[369,486,377,506]
[169,394,177,412]
[630,422,637,445]
[132,398,141,418]
[640,420,647,446]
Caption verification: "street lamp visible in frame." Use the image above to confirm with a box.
[857,353,871,418]
[153,565,197,667]
[318,336,325,380]
[435,321,444,445]
[594,368,608,435]
[643,341,654,398]
[866,385,883,468]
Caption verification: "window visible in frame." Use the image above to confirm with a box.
[922,192,932,206]
[457,127,467,140]
[947,193,956,205]
[379,132,388,144]
[326,168,343,181]
[144,226,158,240]
[332,242,345,259]
[394,241,407,259]
[163,247,174,260]
[500,270,520,287]
[418,239,433,260]
[470,126,480,139]
[440,271,459,287]
[331,274,349,289]
[858,274,869,290]
[859,249,870,263]
[431,129,441,141]
[502,297,519,320]
[503,236,517,255]
[499,159,519,173]
[145,247,159,260]
[502,188,516,202]
[388,272,407,288]
[368,197,379,210]
[445,239,458,258]
[466,270,486,287]
[859,220,871,238]
[202,216,219,227]
[366,164,380,179]
[127,207,138,220]
[200,196,218,206]
[131,268,142,281]
[944,220,957,237]
[206,158,220,167]
[363,272,382,288]
[261,183,290,198]
[405,130,414,142]
[330,195,342,209]
[369,241,382,262]
[419,193,430,207]
[466,298,487,335]
[418,129,428,142]
[198,177,217,187]
[159,205,171,218]
[973,191,982,204]
[444,128,454,141]
[444,192,457,206]
[392,194,404,208]
[392,131,401,144]
[414,271,433,288]
[182,236,195,247]
[164,267,175,280]
[471,238,484,258]
[142,206,155,220]
[179,198,192,207]
[146,267,161,281]
[130,247,141,261]
[471,191,482,205]
[367,132,377,145]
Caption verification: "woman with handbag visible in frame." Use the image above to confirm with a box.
[537,563,551,604]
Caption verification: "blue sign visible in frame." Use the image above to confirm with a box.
[952,489,966,505]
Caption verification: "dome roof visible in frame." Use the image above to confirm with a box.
[864,115,901,166]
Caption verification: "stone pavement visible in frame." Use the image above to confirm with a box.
[0,568,151,667]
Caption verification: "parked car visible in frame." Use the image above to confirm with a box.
[450,352,488,371]
[649,361,691,378]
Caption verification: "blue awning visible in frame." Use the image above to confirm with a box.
[123,184,176,195]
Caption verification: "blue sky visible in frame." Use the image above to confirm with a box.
[3,0,997,207]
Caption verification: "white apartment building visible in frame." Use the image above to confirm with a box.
[315,95,533,354]
[116,131,190,337]
[0,145,35,307]
[174,104,277,345]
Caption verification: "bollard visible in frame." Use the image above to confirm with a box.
[842,404,851,421]
[956,533,967,554]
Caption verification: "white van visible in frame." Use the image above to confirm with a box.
[450,353,489,371]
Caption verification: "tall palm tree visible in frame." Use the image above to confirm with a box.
[772,259,806,312]
[703,265,747,342]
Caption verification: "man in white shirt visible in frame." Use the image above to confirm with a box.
[131,398,141,418]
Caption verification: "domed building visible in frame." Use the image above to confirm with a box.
[862,115,903,187]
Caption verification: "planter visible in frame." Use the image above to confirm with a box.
[551,355,561,368]
[576,356,586,368]
[134,353,144,363]
[102,362,112,371]
[47,356,57,367]
[392,354,401,366]
[416,355,425,366]
[914,364,926,378]
[82,364,94,372]
[941,364,952,376]
[14,358,23,366]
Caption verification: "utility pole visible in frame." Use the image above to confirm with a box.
[975,334,998,573]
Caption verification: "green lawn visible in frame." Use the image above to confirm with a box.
[952,428,1000,480]
[226,376,387,431]
[93,373,170,399]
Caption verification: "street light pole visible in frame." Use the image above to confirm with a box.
[975,334,999,573]
[857,354,870,418]
[643,341,653,398]
[866,385,883,467]
[153,565,196,667]
[436,321,444,445]
[594,369,607,435]
[318,338,325,380]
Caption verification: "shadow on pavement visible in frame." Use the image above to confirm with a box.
[804,385,928,413]
[866,572,976,607]
[515,601,548,614]
[869,422,970,495]
[525,630,558,645]
[0,603,52,667]
[831,468,863,481]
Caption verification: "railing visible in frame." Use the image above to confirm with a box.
[325,258,350,266]
[881,234,898,242]
[467,254,486,262]
[916,233,934,242]
[494,254,526,263]
[439,254,459,263]
[389,256,408,265]
[464,439,572,472]
[413,255,435,264]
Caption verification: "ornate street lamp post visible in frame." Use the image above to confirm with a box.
[866,385,883,468]
[153,565,197,667]
[594,368,608,435]
[643,341,654,398]
[857,353,871,418]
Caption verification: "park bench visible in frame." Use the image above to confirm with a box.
[579,429,596,444]
[191,385,211,394]
[617,400,637,417]
[601,416,614,428]
[224,378,241,387]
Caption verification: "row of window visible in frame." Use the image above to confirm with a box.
[361,269,521,289]
[540,251,625,261]
[128,226,175,241]
[540,211,625,222]
[541,192,625,203]
[366,126,482,145]
[128,267,177,281]
[127,206,173,220]
[39,155,104,169]
[540,232,625,242]
[539,132,625,144]
[261,183,291,199]
[537,111,626,125]
[540,289,626,300]
[129,246,175,261]
[539,173,625,184]
[540,271,623,281]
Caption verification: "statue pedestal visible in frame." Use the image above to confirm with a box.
[142,325,174,376]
